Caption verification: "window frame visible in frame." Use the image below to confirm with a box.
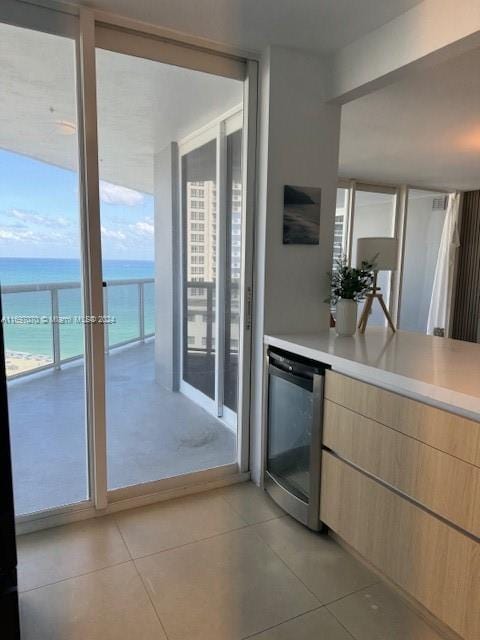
[335,180,455,328]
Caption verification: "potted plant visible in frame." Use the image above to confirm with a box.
[326,256,376,336]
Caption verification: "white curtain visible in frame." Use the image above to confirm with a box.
[427,192,461,335]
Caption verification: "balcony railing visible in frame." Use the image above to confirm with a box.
[1,277,239,380]
[1,278,154,380]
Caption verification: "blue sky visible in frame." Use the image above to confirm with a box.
[0,149,154,261]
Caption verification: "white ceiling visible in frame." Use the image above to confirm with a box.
[81,0,422,55]
[339,45,480,191]
[96,49,242,192]
[0,23,242,194]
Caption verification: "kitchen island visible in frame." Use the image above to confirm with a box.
[264,328,480,640]
[265,328,480,421]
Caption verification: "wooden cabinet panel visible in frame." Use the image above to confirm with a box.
[323,400,480,537]
[320,452,480,640]
[325,371,480,468]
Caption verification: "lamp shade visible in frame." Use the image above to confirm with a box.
[356,237,398,271]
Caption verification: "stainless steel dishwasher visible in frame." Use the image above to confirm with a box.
[264,348,327,531]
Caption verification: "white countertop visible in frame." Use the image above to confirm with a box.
[265,329,480,422]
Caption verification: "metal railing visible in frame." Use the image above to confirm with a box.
[186,281,215,356]
[185,280,240,356]
[1,277,154,379]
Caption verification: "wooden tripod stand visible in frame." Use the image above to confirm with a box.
[358,272,396,333]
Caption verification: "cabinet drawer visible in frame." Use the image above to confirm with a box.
[323,400,480,537]
[325,371,480,467]
[320,452,480,640]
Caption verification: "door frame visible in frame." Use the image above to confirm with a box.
[3,3,257,530]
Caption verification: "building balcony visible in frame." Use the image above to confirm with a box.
[3,278,236,516]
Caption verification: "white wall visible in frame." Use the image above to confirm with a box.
[329,0,480,102]
[154,142,180,390]
[251,46,341,484]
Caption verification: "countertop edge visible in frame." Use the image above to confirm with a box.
[264,334,480,423]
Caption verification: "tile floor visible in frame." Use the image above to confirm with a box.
[17,482,449,640]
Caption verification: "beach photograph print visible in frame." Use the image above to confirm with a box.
[283,185,321,245]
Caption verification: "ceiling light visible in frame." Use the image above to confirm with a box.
[55,120,76,136]
[456,126,480,151]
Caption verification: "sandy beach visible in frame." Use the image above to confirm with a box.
[5,351,52,377]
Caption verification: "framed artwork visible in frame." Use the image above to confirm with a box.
[283,184,321,245]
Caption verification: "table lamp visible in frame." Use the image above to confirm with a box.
[356,237,398,333]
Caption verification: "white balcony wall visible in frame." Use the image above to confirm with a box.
[154,142,180,390]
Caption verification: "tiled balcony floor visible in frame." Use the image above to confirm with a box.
[8,341,236,515]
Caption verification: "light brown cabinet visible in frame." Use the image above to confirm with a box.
[323,399,480,537]
[322,371,480,640]
[321,452,480,640]
[325,370,480,467]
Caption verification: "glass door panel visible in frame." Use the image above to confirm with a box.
[0,22,88,515]
[96,47,243,490]
[182,140,217,401]
[351,188,396,326]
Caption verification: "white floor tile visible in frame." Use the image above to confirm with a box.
[19,562,166,640]
[249,607,354,639]
[114,491,247,558]
[136,527,319,640]
[215,482,285,524]
[253,516,377,603]
[327,582,448,640]
[17,516,130,591]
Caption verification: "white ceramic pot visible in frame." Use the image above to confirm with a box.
[335,299,357,336]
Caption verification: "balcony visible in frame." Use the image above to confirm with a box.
[3,278,236,516]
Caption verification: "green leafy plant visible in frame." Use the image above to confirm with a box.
[326,255,376,305]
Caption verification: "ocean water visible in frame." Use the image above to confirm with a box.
[0,257,155,360]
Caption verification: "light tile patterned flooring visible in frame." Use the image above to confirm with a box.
[17,482,449,640]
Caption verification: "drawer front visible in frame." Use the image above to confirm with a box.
[321,452,480,640]
[323,400,480,537]
[325,371,480,467]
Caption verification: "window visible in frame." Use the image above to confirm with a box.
[351,187,396,327]
[332,181,453,336]
[331,187,349,271]
[191,234,204,242]
[399,190,448,333]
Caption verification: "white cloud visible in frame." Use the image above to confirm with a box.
[100,225,127,241]
[0,227,72,245]
[99,181,144,207]
[131,219,154,236]
[8,209,70,228]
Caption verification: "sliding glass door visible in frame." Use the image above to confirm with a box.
[181,139,218,403]
[96,44,245,493]
[0,19,90,515]
[0,4,253,521]
[180,113,243,430]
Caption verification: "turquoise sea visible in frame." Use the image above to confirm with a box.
[0,257,155,361]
